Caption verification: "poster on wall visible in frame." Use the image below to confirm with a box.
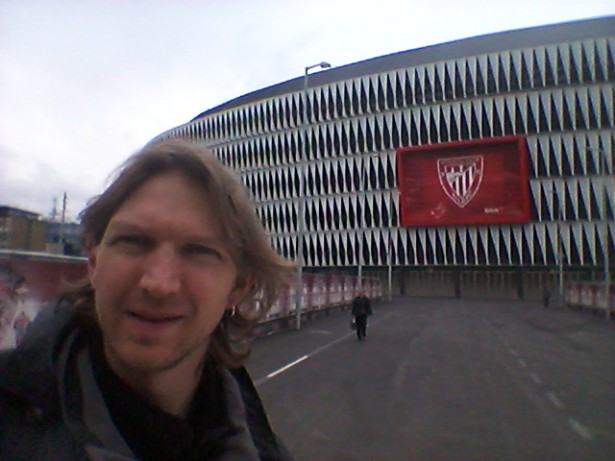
[0,254,87,350]
[396,136,532,227]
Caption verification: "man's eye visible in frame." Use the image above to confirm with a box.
[109,235,151,249]
[183,244,222,260]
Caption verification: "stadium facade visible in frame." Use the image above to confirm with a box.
[151,16,614,300]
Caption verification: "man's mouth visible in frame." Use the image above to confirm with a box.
[127,311,184,323]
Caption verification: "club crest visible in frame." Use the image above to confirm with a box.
[437,156,484,208]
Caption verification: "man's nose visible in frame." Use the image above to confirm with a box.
[139,247,181,298]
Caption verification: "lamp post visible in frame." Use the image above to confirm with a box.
[295,61,331,330]
[357,164,366,290]
[357,156,371,290]
[387,190,395,302]
[557,190,564,307]
[547,183,564,306]
[587,145,612,320]
[602,149,612,321]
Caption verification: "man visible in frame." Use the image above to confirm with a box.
[351,291,372,341]
[0,140,295,460]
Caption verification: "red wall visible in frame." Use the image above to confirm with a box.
[0,257,87,303]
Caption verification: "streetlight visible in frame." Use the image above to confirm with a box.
[556,185,564,307]
[548,182,565,306]
[545,182,564,306]
[587,145,612,320]
[357,164,365,290]
[601,149,612,321]
[387,190,396,302]
[295,61,331,330]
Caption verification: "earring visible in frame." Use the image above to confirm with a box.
[230,305,237,317]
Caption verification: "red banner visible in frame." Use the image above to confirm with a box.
[396,136,531,227]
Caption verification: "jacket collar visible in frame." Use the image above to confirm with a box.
[0,305,292,460]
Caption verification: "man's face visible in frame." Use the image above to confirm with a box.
[89,172,247,380]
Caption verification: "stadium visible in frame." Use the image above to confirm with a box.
[150,16,614,307]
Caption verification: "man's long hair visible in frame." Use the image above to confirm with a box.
[62,139,295,367]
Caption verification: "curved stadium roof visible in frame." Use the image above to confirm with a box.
[191,15,615,120]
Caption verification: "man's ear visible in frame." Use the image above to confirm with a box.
[229,275,254,307]
[87,247,98,285]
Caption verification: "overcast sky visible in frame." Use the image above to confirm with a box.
[1,0,613,221]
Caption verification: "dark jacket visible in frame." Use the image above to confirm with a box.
[0,305,293,461]
[351,295,372,317]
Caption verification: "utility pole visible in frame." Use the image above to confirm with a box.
[387,190,394,301]
[295,61,331,330]
[60,192,67,253]
[599,148,612,320]
[587,144,612,320]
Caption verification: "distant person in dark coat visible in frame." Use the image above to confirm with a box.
[542,286,552,308]
[351,292,373,341]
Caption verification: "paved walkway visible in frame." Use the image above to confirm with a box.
[248,297,615,461]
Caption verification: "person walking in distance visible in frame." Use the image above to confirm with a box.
[542,285,552,308]
[351,291,372,341]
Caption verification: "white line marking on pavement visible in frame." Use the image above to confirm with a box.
[488,321,593,444]
[546,391,565,409]
[568,417,593,441]
[266,355,309,380]
[308,329,334,335]
[309,330,356,355]
[256,309,400,385]
[256,333,355,385]
[530,372,543,385]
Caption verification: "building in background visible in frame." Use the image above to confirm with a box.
[150,17,614,301]
[0,206,82,256]
[0,206,47,252]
